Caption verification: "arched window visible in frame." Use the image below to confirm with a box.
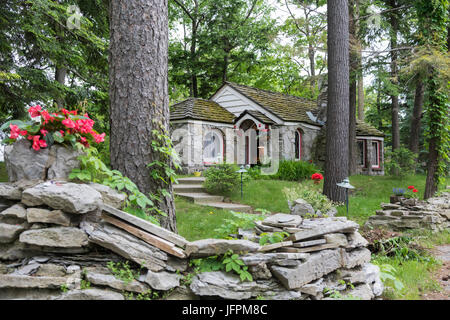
[294,129,303,160]
[203,130,224,164]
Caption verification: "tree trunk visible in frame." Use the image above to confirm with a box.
[348,0,357,175]
[408,79,424,155]
[424,136,439,199]
[190,19,199,97]
[109,0,177,232]
[323,0,349,203]
[388,0,400,151]
[54,66,66,108]
[356,0,364,121]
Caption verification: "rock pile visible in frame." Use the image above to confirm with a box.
[189,213,383,300]
[365,192,450,232]
[0,179,188,300]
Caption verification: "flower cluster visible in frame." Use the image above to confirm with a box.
[311,172,324,184]
[2,105,105,151]
[407,185,418,193]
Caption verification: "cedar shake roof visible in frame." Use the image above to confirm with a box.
[224,82,319,125]
[234,110,275,125]
[170,98,235,124]
[170,83,384,137]
[356,120,385,137]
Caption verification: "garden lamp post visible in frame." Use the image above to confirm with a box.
[236,166,248,199]
[336,177,355,216]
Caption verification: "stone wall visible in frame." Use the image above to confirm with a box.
[365,192,450,232]
[0,178,384,300]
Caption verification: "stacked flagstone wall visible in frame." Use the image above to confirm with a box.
[0,142,383,300]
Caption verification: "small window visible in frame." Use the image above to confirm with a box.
[203,130,223,164]
[357,140,366,167]
[371,141,381,168]
[294,129,302,160]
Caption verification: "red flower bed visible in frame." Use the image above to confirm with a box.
[1,105,105,150]
[311,172,324,184]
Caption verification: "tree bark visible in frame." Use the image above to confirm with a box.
[388,0,400,151]
[348,0,358,175]
[323,0,350,203]
[109,0,177,232]
[356,0,364,121]
[408,79,424,155]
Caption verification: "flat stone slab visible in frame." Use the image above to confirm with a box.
[87,183,126,209]
[143,270,182,291]
[0,274,70,289]
[19,227,89,248]
[189,271,302,300]
[287,218,359,242]
[0,222,27,243]
[258,241,293,252]
[270,249,342,289]
[54,288,124,300]
[85,269,150,293]
[186,239,260,258]
[22,181,102,214]
[0,204,27,220]
[0,183,22,200]
[240,252,310,266]
[262,213,302,228]
[27,208,73,227]
[80,220,185,272]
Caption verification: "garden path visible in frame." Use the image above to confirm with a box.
[174,177,253,213]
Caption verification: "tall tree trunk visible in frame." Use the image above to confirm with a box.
[408,79,424,155]
[54,21,66,109]
[356,0,364,121]
[323,0,350,203]
[388,0,400,151]
[54,66,66,108]
[109,0,177,232]
[190,19,199,97]
[348,0,357,175]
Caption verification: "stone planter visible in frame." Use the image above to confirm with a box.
[389,195,405,204]
[4,139,82,182]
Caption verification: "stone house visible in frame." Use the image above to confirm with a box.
[170,82,384,175]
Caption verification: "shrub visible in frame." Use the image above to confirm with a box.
[384,147,417,177]
[274,160,321,181]
[283,184,336,213]
[204,164,240,196]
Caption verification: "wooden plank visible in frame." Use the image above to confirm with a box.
[257,241,293,252]
[278,243,339,253]
[101,204,188,248]
[291,239,326,248]
[101,213,187,259]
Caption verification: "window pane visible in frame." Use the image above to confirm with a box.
[357,140,364,166]
[203,132,220,161]
[371,142,379,167]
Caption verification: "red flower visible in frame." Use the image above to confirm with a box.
[40,129,48,137]
[9,124,20,139]
[413,189,418,193]
[79,136,90,148]
[28,105,42,118]
[311,173,323,180]
[41,110,55,124]
[407,185,415,190]
[62,118,76,129]
[93,132,105,143]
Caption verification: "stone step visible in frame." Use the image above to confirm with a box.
[176,177,205,185]
[173,184,206,193]
[175,192,224,204]
[199,202,253,213]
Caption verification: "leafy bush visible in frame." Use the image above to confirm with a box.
[384,147,417,177]
[204,164,240,196]
[274,160,321,181]
[214,210,267,239]
[283,184,337,213]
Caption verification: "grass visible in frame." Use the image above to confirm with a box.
[336,174,436,225]
[372,253,442,300]
[175,196,236,241]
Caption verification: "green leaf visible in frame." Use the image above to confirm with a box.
[53,131,64,143]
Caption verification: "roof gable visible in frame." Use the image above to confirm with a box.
[170,98,235,124]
